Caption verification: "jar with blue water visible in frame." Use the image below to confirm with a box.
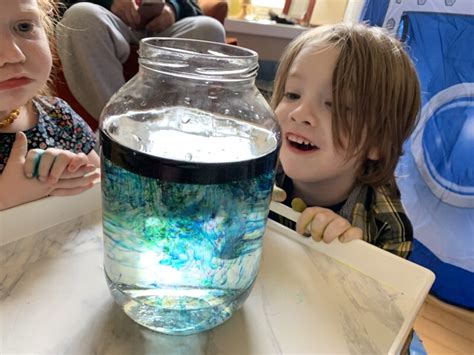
[99,38,281,334]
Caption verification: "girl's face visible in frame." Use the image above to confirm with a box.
[275,46,361,192]
[0,0,52,115]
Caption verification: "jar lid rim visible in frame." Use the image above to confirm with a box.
[140,37,258,60]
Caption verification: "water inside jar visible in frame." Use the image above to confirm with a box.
[103,106,277,163]
[100,107,278,334]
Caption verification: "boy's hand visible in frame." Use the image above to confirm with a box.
[297,207,362,243]
[272,184,287,202]
[0,133,99,211]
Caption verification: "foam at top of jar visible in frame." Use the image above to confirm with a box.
[102,107,278,163]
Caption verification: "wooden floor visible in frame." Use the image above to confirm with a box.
[414,295,474,354]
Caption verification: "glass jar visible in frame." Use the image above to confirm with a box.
[99,38,280,335]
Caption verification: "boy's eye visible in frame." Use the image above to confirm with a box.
[284,92,300,100]
[324,101,333,109]
[15,22,35,33]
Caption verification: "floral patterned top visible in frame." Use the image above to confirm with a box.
[0,96,96,173]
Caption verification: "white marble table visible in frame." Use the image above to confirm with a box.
[0,193,434,355]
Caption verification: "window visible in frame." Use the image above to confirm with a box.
[228,0,286,21]
[251,0,285,10]
[250,0,285,19]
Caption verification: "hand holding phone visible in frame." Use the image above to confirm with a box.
[138,0,165,28]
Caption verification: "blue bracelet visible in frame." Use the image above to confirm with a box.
[32,150,45,178]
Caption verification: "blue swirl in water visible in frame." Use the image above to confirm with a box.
[102,157,274,290]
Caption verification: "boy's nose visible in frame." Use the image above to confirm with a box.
[0,36,26,67]
[290,102,315,126]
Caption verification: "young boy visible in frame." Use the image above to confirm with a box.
[270,23,421,258]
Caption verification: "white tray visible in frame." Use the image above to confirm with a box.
[0,183,101,246]
[266,202,435,354]
[1,197,435,354]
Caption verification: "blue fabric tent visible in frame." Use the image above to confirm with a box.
[361,0,474,310]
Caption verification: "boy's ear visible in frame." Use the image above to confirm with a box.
[367,147,380,160]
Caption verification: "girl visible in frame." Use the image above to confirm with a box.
[0,0,100,211]
[270,23,421,258]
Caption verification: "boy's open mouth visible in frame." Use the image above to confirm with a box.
[287,133,319,152]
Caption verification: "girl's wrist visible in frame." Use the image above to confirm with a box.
[0,192,14,211]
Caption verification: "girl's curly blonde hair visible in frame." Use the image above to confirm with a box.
[37,0,60,96]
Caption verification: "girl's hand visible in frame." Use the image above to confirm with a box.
[297,207,363,243]
[0,133,100,211]
[24,148,91,183]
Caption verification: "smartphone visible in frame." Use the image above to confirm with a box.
[138,0,165,28]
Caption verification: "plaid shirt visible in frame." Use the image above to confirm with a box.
[269,173,413,259]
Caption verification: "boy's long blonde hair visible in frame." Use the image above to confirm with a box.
[271,23,421,190]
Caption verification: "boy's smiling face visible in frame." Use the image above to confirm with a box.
[0,0,52,115]
[275,46,362,202]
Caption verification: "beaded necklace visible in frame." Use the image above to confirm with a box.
[0,108,21,129]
